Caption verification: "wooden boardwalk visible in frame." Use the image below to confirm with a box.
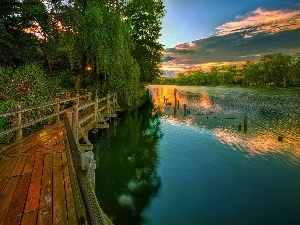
[0,123,85,225]
[0,90,120,225]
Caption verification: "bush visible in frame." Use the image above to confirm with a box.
[0,64,60,139]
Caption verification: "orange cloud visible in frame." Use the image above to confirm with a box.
[216,7,300,37]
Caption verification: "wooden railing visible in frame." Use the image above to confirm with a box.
[0,90,121,144]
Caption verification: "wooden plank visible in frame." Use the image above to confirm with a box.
[5,142,39,155]
[24,143,44,155]
[0,176,20,225]
[4,173,32,225]
[0,157,9,174]
[0,177,9,195]
[11,155,27,176]
[17,125,63,154]
[53,153,68,225]
[62,152,77,225]
[21,210,38,225]
[24,154,44,213]
[0,157,18,178]
[23,155,36,174]
[1,134,46,155]
[37,153,53,225]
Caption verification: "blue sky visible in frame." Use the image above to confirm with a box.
[159,0,300,48]
[159,0,300,75]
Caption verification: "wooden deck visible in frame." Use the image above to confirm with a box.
[0,123,84,225]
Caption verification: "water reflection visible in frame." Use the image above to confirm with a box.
[149,85,300,155]
[91,101,163,225]
[198,92,212,109]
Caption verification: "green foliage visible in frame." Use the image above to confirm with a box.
[0,64,59,137]
[0,64,54,105]
[243,63,264,85]
[124,0,165,82]
[243,53,299,87]
[0,1,49,67]
[259,53,292,86]
[157,53,300,88]
[155,67,235,86]
[288,52,300,85]
[0,0,166,109]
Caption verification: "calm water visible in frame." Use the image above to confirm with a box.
[91,85,300,225]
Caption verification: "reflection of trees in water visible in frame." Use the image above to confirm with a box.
[150,85,300,155]
[94,101,163,225]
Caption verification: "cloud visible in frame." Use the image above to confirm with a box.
[216,7,300,37]
[161,7,300,76]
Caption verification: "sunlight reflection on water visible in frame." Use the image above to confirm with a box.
[149,85,300,156]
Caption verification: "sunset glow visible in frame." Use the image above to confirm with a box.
[160,1,300,76]
[216,8,300,37]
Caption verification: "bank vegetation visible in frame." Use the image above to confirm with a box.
[156,53,300,87]
[0,0,165,109]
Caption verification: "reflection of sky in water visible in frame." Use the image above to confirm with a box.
[149,85,300,155]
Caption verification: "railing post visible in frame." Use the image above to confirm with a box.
[95,92,98,122]
[55,97,60,123]
[88,91,92,101]
[66,90,71,99]
[74,93,80,140]
[15,104,22,141]
[114,92,117,108]
[107,92,110,116]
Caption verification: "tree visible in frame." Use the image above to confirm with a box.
[52,0,141,104]
[243,63,264,85]
[288,52,300,86]
[260,53,292,86]
[124,0,165,83]
[0,1,48,67]
[0,0,166,106]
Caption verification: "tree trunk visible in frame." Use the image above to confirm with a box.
[44,53,52,74]
[75,52,87,90]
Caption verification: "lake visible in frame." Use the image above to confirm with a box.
[91,85,300,225]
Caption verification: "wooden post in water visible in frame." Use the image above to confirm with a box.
[15,104,22,141]
[183,104,187,116]
[278,135,283,142]
[238,124,242,131]
[55,97,60,123]
[174,88,177,108]
[244,115,248,133]
[244,116,248,126]
[177,100,180,109]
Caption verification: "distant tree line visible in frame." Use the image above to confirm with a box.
[243,53,300,87]
[0,0,165,108]
[155,66,236,86]
[155,53,300,87]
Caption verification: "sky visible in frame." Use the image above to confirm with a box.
[159,0,300,76]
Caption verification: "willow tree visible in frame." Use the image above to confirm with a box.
[124,0,165,83]
[54,0,140,104]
